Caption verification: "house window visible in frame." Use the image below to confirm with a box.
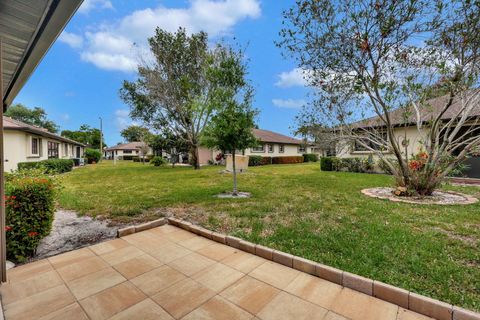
[298,145,306,153]
[31,137,39,155]
[354,130,388,152]
[48,142,59,159]
[124,150,132,154]
[63,143,68,156]
[279,145,285,153]
[268,144,274,153]
[251,145,265,153]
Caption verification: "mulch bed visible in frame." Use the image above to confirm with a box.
[362,187,478,205]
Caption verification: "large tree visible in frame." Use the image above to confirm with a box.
[120,28,221,169]
[5,104,58,133]
[61,125,106,149]
[279,0,480,196]
[120,125,151,142]
[202,47,258,195]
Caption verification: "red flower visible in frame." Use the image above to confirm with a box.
[418,152,428,160]
[5,226,12,232]
[409,160,422,171]
[27,231,38,237]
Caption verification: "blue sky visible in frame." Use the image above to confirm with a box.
[13,0,311,146]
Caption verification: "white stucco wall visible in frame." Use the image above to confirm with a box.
[245,143,306,157]
[4,129,84,172]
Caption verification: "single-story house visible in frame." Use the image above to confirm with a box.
[335,92,480,177]
[4,116,85,172]
[198,128,315,165]
[104,142,153,160]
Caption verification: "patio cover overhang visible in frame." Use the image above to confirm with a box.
[0,0,83,281]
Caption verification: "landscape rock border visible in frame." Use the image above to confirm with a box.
[361,187,478,205]
[215,192,251,199]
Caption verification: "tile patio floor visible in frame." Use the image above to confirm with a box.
[0,225,435,320]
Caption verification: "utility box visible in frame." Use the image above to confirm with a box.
[225,154,249,172]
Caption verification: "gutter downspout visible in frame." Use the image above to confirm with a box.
[0,38,7,282]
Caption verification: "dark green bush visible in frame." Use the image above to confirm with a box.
[84,148,102,164]
[133,156,150,163]
[303,153,319,162]
[320,157,335,171]
[248,155,263,166]
[5,172,57,262]
[18,159,74,174]
[151,156,167,166]
[272,156,304,164]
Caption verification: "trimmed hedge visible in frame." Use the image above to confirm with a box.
[151,156,167,166]
[303,153,318,162]
[5,172,57,262]
[320,156,374,173]
[84,148,101,164]
[272,156,304,164]
[18,159,74,174]
[320,157,335,171]
[133,156,151,163]
[248,155,263,166]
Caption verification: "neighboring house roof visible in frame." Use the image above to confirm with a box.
[353,90,480,129]
[253,128,304,145]
[105,142,148,151]
[3,116,86,146]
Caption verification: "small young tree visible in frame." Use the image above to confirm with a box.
[202,47,258,196]
[279,0,480,196]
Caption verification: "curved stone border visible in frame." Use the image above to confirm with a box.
[362,187,478,205]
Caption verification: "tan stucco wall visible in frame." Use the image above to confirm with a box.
[4,129,84,172]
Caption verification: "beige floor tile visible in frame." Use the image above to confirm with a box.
[79,282,146,320]
[6,259,53,283]
[257,291,328,320]
[90,238,130,255]
[109,298,174,320]
[330,288,399,320]
[220,276,280,315]
[113,254,162,279]
[100,245,144,265]
[38,303,89,320]
[192,263,245,292]
[397,308,435,320]
[161,229,197,242]
[3,285,75,320]
[56,256,109,282]
[152,278,216,319]
[323,311,349,320]
[197,243,238,261]
[149,242,192,263]
[149,224,180,234]
[178,235,217,251]
[182,296,253,320]
[67,267,126,300]
[1,270,64,305]
[168,252,216,276]
[221,251,266,273]
[48,247,95,269]
[249,261,299,289]
[284,273,343,309]
[130,265,186,296]
[126,234,172,254]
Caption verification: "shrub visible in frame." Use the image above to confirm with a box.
[18,159,74,174]
[248,155,263,166]
[151,156,167,166]
[5,171,58,262]
[272,156,304,164]
[84,148,102,164]
[377,158,399,175]
[303,153,319,162]
[320,157,335,171]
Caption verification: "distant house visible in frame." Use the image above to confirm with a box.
[198,128,314,165]
[104,142,153,160]
[4,116,85,172]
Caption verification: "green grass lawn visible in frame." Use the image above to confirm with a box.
[59,161,480,311]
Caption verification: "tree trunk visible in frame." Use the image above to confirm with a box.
[191,145,200,170]
[232,151,238,196]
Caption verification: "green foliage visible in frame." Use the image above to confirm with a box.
[84,148,102,164]
[321,156,373,173]
[61,125,105,149]
[121,125,151,143]
[248,155,263,166]
[151,156,167,166]
[378,158,398,175]
[17,159,74,174]
[303,153,318,162]
[5,103,58,133]
[320,157,335,171]
[5,171,58,262]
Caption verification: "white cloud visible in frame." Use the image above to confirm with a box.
[272,98,306,109]
[60,114,70,121]
[275,68,311,88]
[78,0,113,14]
[72,0,261,72]
[58,31,84,49]
[114,109,131,130]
